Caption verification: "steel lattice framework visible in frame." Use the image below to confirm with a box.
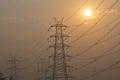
[48,19,71,80]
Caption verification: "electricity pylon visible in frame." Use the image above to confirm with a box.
[8,55,19,80]
[36,57,47,80]
[48,18,71,80]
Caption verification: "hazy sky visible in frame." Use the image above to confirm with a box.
[0,0,120,80]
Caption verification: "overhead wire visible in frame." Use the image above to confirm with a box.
[80,15,120,38]
[66,0,106,45]
[67,24,83,34]
[101,32,120,43]
[65,0,90,35]
[67,0,105,35]
[94,0,105,10]
[75,62,120,72]
[18,28,49,60]
[4,0,119,79]
[70,0,119,43]
[64,0,90,22]
[77,41,120,69]
[74,20,120,56]
[79,61,120,80]
[69,20,120,61]
[19,56,46,70]
[14,28,49,72]
[72,16,120,48]
[83,2,120,37]
[72,37,120,60]
[21,48,46,63]
[19,26,57,70]
[72,45,120,60]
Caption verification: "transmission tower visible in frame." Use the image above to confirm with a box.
[36,57,47,80]
[8,55,19,80]
[48,18,72,80]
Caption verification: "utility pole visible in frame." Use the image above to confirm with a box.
[8,55,19,80]
[36,57,47,80]
[48,18,71,80]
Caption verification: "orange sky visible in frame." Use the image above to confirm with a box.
[0,0,120,80]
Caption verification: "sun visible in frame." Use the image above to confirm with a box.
[84,9,92,17]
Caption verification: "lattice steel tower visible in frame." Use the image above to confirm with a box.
[49,19,70,80]
[8,55,19,80]
[36,57,47,80]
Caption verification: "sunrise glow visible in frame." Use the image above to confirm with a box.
[84,9,92,17]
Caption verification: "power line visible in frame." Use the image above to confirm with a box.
[79,61,120,80]
[77,41,120,69]
[18,29,48,60]
[70,0,119,43]
[67,0,105,35]
[75,63,120,73]
[94,0,105,10]
[21,43,47,62]
[74,20,120,56]
[71,17,120,48]
[64,0,90,22]
[78,15,120,38]
[79,3,120,37]
[100,32,120,43]
[72,46,120,61]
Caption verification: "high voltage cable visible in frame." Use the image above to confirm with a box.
[73,47,120,68]
[18,30,48,60]
[67,24,83,34]
[79,15,120,38]
[83,3,120,37]
[72,16,120,48]
[19,56,44,70]
[70,0,119,43]
[15,39,47,71]
[21,48,46,63]
[64,61,119,80]
[101,32,120,43]
[75,63,120,72]
[75,20,120,56]
[72,61,120,80]
[68,3,119,40]
[70,13,108,43]
[72,45,91,48]
[71,30,120,60]
[72,31,120,49]
[67,0,105,34]
[20,40,47,61]
[94,0,104,10]
[65,0,104,22]
[72,41,120,60]
[77,41,120,69]
[72,45,120,60]
[66,0,105,45]
[79,61,120,80]
[64,0,90,22]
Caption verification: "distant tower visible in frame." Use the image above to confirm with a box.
[48,18,71,80]
[36,57,47,80]
[8,55,19,80]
